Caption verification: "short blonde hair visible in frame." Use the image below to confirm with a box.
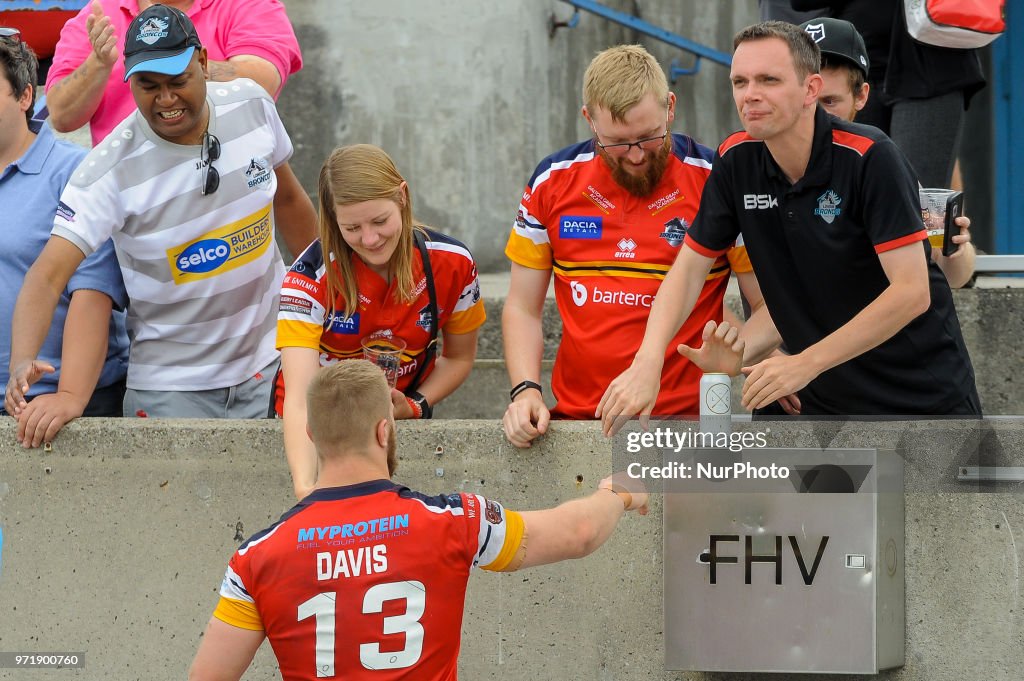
[583,44,670,122]
[306,360,390,455]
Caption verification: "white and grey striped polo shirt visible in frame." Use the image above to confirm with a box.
[53,79,290,392]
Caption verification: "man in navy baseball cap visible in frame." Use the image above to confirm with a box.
[123,4,202,81]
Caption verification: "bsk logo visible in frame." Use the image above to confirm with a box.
[804,22,826,43]
[570,281,588,307]
[137,17,169,45]
[743,194,778,210]
[615,237,637,259]
[814,189,843,224]
[559,215,603,240]
[246,157,272,189]
[659,217,688,247]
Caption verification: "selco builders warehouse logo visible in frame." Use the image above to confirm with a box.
[167,205,273,284]
[559,215,602,240]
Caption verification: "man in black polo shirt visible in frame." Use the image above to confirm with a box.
[597,20,979,430]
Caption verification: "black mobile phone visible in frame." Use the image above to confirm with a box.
[942,191,964,257]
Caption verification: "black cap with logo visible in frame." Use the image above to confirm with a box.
[800,17,870,79]
[123,4,201,82]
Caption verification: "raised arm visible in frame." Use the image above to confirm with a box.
[45,1,117,133]
[512,476,648,570]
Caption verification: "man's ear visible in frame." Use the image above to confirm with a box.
[197,47,210,79]
[854,82,870,113]
[805,73,824,108]
[17,83,33,115]
[375,417,390,449]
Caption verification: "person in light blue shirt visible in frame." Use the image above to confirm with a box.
[0,28,128,447]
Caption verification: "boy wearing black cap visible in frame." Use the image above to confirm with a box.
[801,17,975,289]
[800,18,871,122]
[8,4,317,420]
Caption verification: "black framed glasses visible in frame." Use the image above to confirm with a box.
[591,110,671,156]
[0,27,22,43]
[201,131,220,196]
[593,130,669,156]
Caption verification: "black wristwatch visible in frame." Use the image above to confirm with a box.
[408,391,433,419]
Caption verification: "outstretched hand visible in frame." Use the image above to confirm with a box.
[677,320,744,376]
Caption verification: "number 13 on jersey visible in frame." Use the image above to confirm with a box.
[297,581,427,677]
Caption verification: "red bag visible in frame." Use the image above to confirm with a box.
[904,0,1006,49]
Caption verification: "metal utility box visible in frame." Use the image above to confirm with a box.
[664,448,904,674]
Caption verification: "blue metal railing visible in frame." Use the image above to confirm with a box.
[552,0,732,81]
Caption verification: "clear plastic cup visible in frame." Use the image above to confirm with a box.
[919,188,956,250]
[361,334,407,388]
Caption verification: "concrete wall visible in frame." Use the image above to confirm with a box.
[277,0,756,271]
[0,418,1021,680]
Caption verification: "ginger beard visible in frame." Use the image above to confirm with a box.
[597,133,672,197]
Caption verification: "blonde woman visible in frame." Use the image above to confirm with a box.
[276,144,485,499]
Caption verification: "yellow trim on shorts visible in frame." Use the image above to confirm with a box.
[213,596,264,631]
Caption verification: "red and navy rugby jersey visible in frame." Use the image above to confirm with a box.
[506,134,751,418]
[213,480,525,681]
[275,229,486,412]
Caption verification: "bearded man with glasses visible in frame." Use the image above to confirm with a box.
[7,5,316,421]
[502,44,770,447]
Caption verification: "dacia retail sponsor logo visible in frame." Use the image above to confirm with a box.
[615,238,637,259]
[246,157,272,189]
[568,280,653,309]
[743,194,778,210]
[167,205,273,284]
[659,217,688,247]
[814,189,843,224]
[56,201,76,223]
[559,215,602,240]
[328,311,360,335]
